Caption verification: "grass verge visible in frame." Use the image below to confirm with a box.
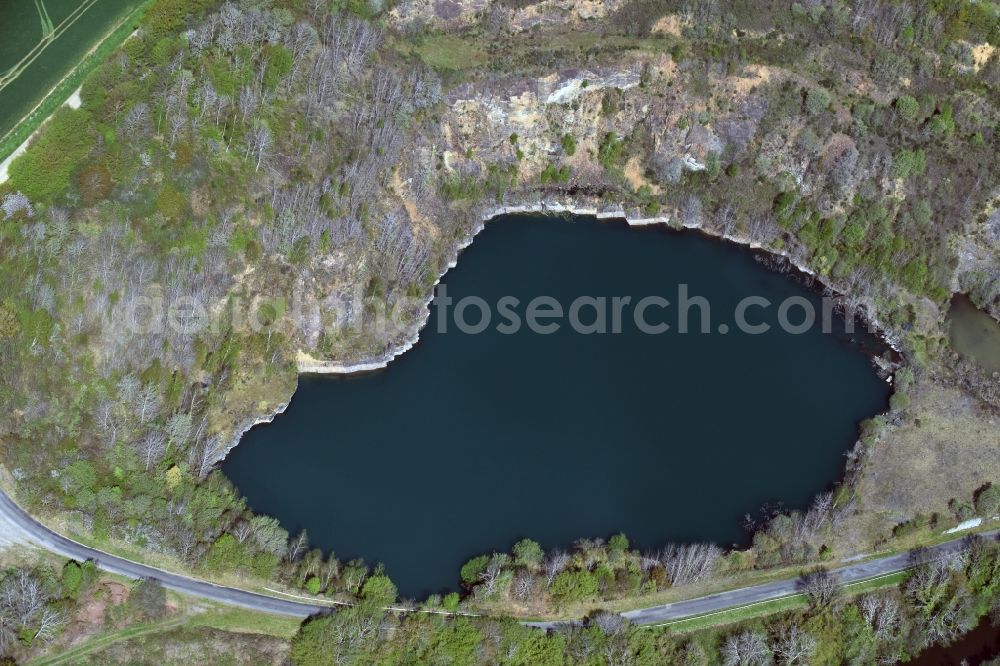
[649,570,912,633]
[190,605,303,639]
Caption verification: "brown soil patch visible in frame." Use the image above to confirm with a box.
[623,156,659,194]
[60,581,131,648]
[651,15,683,37]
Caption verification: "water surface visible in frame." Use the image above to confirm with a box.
[949,294,1000,374]
[905,615,1000,665]
[223,215,889,598]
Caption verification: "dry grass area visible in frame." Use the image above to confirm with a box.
[71,626,290,665]
[848,380,1000,546]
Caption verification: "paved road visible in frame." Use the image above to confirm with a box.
[1,487,995,626]
[0,489,320,617]
[531,528,1000,628]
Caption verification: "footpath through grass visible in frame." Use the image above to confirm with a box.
[28,615,188,666]
[26,604,301,665]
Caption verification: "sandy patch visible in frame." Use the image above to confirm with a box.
[66,86,83,110]
[391,170,439,240]
[729,64,774,95]
[0,139,30,184]
[973,43,996,71]
[651,15,683,36]
[944,517,983,534]
[624,156,659,194]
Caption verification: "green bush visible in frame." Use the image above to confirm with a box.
[251,552,278,578]
[540,163,570,185]
[62,561,83,599]
[442,592,461,612]
[805,87,831,115]
[597,132,625,169]
[900,257,928,291]
[560,133,577,156]
[440,173,482,201]
[361,574,398,605]
[895,95,920,122]
[549,570,599,602]
[460,555,489,585]
[893,149,927,179]
[144,0,214,42]
[608,533,629,555]
[929,104,955,135]
[156,183,188,221]
[892,513,928,537]
[264,45,293,91]
[975,483,1000,517]
[204,534,249,573]
[513,539,544,568]
[8,108,95,201]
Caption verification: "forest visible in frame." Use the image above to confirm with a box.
[0,0,999,661]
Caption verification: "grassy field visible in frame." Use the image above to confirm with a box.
[25,592,301,666]
[28,616,189,666]
[0,0,149,163]
[850,381,1000,548]
[27,605,298,665]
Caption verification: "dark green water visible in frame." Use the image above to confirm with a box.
[949,294,1000,374]
[222,215,889,598]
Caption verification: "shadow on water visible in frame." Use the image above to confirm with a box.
[904,616,1000,665]
[222,215,890,598]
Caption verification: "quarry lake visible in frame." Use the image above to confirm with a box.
[222,214,890,598]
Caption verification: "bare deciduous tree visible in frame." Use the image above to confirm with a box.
[773,623,816,665]
[660,543,722,586]
[512,571,535,601]
[859,592,902,640]
[543,550,571,586]
[137,430,167,470]
[136,382,162,426]
[248,515,289,557]
[478,554,510,598]
[121,103,151,139]
[190,434,230,479]
[1,192,33,220]
[288,530,309,562]
[722,629,773,666]
[798,567,840,610]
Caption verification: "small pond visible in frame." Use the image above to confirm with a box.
[949,294,1000,374]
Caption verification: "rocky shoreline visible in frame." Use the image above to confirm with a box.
[213,196,905,468]
[296,198,902,378]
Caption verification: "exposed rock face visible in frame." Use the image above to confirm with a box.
[290,12,907,373]
[390,0,628,33]
[540,66,642,105]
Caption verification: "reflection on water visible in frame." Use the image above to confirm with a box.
[904,616,1000,665]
